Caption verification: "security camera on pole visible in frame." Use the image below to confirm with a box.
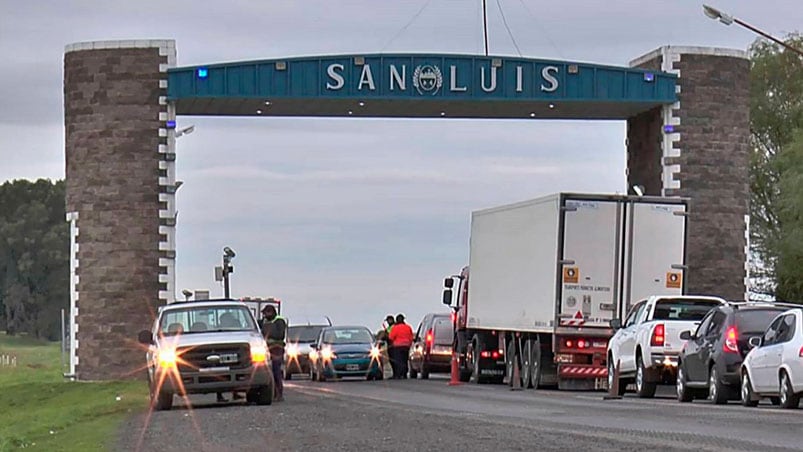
[215,247,236,299]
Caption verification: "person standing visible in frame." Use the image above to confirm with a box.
[261,304,287,402]
[388,313,414,379]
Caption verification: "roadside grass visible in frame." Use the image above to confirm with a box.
[0,333,148,451]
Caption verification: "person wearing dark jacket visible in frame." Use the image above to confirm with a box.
[388,313,414,379]
[261,304,287,402]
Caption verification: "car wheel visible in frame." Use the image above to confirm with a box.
[635,355,656,399]
[770,397,781,406]
[285,371,293,381]
[779,371,800,409]
[409,364,418,379]
[677,364,693,403]
[741,371,759,407]
[708,365,727,405]
[421,363,430,380]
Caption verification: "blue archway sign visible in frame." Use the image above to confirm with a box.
[168,54,676,119]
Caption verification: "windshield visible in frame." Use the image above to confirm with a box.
[736,309,788,333]
[322,328,374,345]
[652,298,721,321]
[288,325,324,343]
[159,306,256,335]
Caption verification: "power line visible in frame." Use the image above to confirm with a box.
[381,0,435,52]
[496,0,522,57]
[518,0,564,59]
[482,0,490,56]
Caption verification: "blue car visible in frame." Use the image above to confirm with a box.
[309,326,384,381]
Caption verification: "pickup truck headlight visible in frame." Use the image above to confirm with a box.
[370,346,381,359]
[286,343,299,358]
[157,349,177,368]
[251,343,268,363]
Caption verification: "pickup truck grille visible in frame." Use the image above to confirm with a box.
[177,343,251,371]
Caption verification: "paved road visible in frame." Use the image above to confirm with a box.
[119,374,803,451]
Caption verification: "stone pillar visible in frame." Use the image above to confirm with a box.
[627,47,750,300]
[64,40,177,380]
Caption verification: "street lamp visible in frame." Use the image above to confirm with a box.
[175,124,195,138]
[217,247,236,299]
[702,5,803,57]
[181,289,192,301]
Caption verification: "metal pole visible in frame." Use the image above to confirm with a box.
[734,18,803,57]
[223,257,231,299]
[482,0,489,56]
[60,308,66,371]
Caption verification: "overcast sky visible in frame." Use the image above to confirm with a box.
[1,0,800,330]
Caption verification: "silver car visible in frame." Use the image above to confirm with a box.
[138,300,274,410]
[741,308,803,409]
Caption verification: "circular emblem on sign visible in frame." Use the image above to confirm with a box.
[670,273,678,282]
[412,65,443,95]
[567,268,576,277]
[566,296,577,308]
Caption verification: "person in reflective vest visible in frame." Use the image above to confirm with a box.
[261,304,287,402]
[388,313,414,379]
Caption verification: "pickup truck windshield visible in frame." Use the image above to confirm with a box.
[652,299,721,321]
[159,306,256,335]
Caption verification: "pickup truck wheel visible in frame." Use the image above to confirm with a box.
[635,355,657,398]
[248,385,273,406]
[708,366,727,405]
[676,364,693,402]
[152,390,173,411]
[741,371,759,407]
[779,371,800,409]
[609,359,627,397]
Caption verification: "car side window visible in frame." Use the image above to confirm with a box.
[693,311,715,338]
[415,319,424,340]
[763,316,783,346]
[705,311,727,338]
[775,314,796,344]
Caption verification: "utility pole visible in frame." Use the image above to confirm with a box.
[215,247,236,298]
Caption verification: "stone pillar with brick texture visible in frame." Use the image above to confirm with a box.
[627,47,750,301]
[64,40,177,380]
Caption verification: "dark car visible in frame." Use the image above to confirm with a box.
[310,326,383,381]
[409,313,454,379]
[676,301,797,404]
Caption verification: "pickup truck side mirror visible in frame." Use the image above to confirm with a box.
[309,344,318,350]
[748,336,762,348]
[679,330,692,341]
[137,330,153,345]
[444,278,454,289]
[609,319,621,330]
[442,289,453,306]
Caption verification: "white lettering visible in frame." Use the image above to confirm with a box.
[390,65,405,91]
[450,65,467,92]
[481,66,497,93]
[326,64,344,90]
[541,66,559,92]
[358,65,376,91]
[516,66,523,92]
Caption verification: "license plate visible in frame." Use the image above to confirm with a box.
[346,364,360,371]
[219,353,238,364]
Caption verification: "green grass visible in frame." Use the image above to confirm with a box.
[0,333,148,451]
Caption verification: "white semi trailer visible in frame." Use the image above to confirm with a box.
[443,193,688,390]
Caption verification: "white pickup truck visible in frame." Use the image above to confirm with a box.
[607,295,726,397]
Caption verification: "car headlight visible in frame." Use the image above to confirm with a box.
[286,343,299,358]
[370,346,381,359]
[321,347,336,361]
[157,349,177,368]
[251,343,268,363]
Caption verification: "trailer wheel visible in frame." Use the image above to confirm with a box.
[522,339,534,389]
[469,336,484,384]
[528,338,542,389]
[506,341,519,387]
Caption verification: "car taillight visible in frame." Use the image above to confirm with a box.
[426,330,433,346]
[723,326,739,354]
[651,324,665,347]
[491,350,500,359]
[480,351,491,358]
[799,346,803,358]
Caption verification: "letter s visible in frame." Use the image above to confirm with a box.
[326,64,345,90]
[540,66,559,92]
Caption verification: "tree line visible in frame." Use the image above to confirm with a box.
[0,179,68,340]
[0,34,801,341]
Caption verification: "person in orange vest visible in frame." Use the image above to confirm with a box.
[388,313,414,379]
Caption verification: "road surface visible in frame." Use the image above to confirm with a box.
[119,375,803,451]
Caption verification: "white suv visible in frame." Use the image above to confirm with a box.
[741,308,803,409]
[607,295,726,398]
[138,300,274,410]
